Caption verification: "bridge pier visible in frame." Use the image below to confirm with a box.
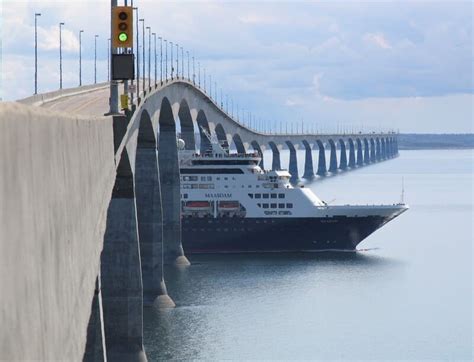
[251,141,265,169]
[269,142,281,170]
[370,138,376,163]
[328,139,338,173]
[376,138,381,161]
[348,139,356,168]
[364,138,370,164]
[316,140,327,176]
[100,151,147,362]
[135,111,175,308]
[83,276,107,361]
[302,140,314,179]
[356,139,364,166]
[338,139,347,170]
[286,141,299,182]
[159,99,190,266]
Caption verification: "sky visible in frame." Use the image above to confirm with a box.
[1,0,473,133]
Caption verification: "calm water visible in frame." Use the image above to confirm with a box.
[144,149,473,360]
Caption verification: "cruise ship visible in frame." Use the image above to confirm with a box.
[179,134,408,253]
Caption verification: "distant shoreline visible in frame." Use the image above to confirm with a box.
[398,133,473,150]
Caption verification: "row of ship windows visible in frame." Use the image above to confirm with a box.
[182,184,215,189]
[258,203,293,209]
[182,176,237,182]
[249,193,285,199]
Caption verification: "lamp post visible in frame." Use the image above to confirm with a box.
[107,38,110,82]
[34,13,41,94]
[79,30,84,86]
[152,32,156,88]
[198,62,200,87]
[59,22,65,89]
[170,41,173,79]
[192,54,195,85]
[139,19,145,94]
[176,43,179,79]
[159,36,162,85]
[203,67,206,92]
[164,39,168,81]
[133,7,139,101]
[186,50,189,81]
[94,34,99,84]
[181,46,184,80]
[146,26,151,91]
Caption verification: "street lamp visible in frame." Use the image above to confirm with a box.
[198,61,200,87]
[164,39,168,82]
[158,36,162,85]
[139,19,145,94]
[192,53,195,85]
[146,26,151,91]
[170,41,173,79]
[133,7,139,102]
[152,32,157,88]
[107,38,110,82]
[186,50,189,81]
[94,34,99,84]
[181,46,184,80]
[176,43,179,79]
[203,67,206,92]
[78,30,84,86]
[34,13,41,94]
[59,22,65,89]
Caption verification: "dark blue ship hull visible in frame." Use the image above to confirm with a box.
[182,216,389,253]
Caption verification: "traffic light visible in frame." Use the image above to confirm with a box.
[112,6,133,48]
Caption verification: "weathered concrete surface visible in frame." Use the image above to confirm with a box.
[0,102,116,360]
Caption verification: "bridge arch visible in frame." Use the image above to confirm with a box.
[232,133,246,154]
[268,141,281,170]
[285,140,299,182]
[250,140,265,169]
[370,138,376,162]
[215,123,229,151]
[134,109,174,308]
[101,148,146,360]
[356,138,363,166]
[157,97,186,265]
[328,139,338,173]
[348,138,356,168]
[196,110,211,154]
[178,99,195,151]
[338,139,348,170]
[315,139,326,176]
[302,140,314,179]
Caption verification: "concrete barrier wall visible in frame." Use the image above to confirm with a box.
[17,82,110,106]
[0,102,116,360]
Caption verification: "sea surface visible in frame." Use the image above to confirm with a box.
[144,149,473,360]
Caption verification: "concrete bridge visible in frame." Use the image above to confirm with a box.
[0,78,398,361]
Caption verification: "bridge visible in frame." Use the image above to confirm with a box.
[1,76,399,360]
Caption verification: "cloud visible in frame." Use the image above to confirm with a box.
[364,32,392,49]
[37,26,79,52]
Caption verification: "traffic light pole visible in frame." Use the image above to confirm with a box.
[108,0,119,115]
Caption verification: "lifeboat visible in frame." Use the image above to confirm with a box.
[218,201,240,211]
[183,201,212,211]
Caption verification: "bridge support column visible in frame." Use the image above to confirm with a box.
[159,126,190,266]
[286,141,299,183]
[83,276,106,361]
[302,140,314,179]
[316,141,326,176]
[370,139,376,163]
[377,138,381,160]
[251,141,265,169]
[101,151,147,362]
[269,142,281,170]
[135,124,175,308]
[328,140,338,173]
[364,139,370,164]
[348,139,356,168]
[381,138,386,159]
[338,140,347,170]
[357,139,364,166]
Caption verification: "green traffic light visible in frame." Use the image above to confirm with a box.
[118,32,128,42]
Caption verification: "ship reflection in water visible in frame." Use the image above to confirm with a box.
[144,150,472,360]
